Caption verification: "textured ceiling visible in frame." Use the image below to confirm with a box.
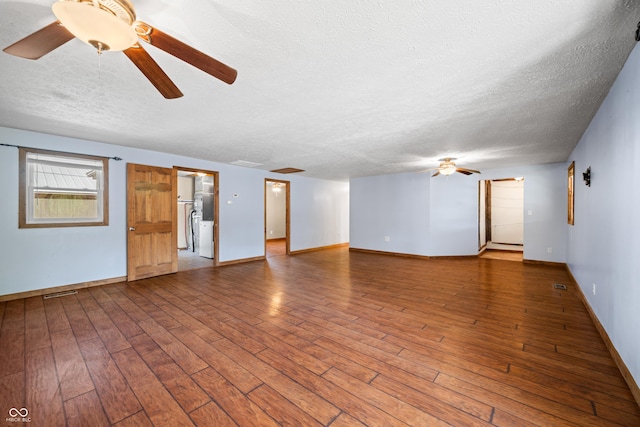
[1,0,639,180]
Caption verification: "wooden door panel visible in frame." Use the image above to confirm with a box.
[127,163,177,281]
[155,232,174,265]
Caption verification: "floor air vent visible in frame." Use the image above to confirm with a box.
[43,290,78,299]
[553,283,567,290]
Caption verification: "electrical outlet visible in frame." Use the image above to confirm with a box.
[384,236,390,242]
[592,283,596,295]
[547,247,552,253]
[528,210,533,216]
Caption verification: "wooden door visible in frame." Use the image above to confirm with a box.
[127,163,177,281]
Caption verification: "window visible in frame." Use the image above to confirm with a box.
[19,148,109,228]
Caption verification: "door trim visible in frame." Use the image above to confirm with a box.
[479,178,526,253]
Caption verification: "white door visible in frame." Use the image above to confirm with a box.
[490,180,524,245]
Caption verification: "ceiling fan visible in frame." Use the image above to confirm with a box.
[423,158,481,177]
[3,0,237,99]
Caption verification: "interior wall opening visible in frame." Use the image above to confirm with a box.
[479,177,524,261]
[265,179,290,257]
[177,168,218,270]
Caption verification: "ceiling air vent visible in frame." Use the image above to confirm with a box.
[230,160,263,168]
[270,167,305,174]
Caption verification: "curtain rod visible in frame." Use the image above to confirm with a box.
[0,143,122,161]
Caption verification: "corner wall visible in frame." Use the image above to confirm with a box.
[350,173,430,256]
[350,163,566,261]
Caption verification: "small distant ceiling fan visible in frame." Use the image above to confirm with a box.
[3,0,237,99]
[423,158,481,177]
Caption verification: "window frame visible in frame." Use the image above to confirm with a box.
[18,148,109,228]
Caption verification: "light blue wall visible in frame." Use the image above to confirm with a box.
[291,178,349,252]
[429,173,479,256]
[350,173,430,256]
[567,44,640,385]
[350,163,566,262]
[0,127,349,296]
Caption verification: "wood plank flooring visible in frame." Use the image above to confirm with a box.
[1,247,639,426]
[479,250,523,262]
[266,239,287,258]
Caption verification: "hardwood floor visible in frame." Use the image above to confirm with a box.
[1,247,639,426]
[266,239,287,258]
[479,249,523,262]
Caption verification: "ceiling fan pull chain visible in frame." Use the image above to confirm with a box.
[94,41,103,77]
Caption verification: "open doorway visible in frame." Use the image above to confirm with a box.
[265,179,290,257]
[176,167,219,270]
[479,178,524,261]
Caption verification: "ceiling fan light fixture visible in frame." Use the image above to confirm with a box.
[52,0,138,52]
[440,164,457,175]
[5,0,237,98]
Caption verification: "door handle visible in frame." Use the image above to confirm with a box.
[129,227,135,231]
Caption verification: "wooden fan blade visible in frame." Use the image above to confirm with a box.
[139,23,237,84]
[3,21,74,60]
[432,171,441,177]
[456,167,481,175]
[123,45,183,99]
